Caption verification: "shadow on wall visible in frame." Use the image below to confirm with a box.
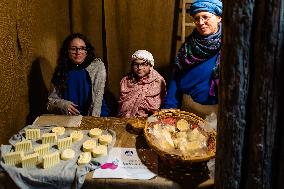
[26,57,52,124]
[154,0,181,89]
[104,86,119,117]
[170,0,181,64]
[156,64,176,89]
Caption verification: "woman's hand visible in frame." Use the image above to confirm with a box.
[67,102,80,115]
[181,94,218,118]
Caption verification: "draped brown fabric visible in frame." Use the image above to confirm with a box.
[0,0,179,144]
[70,0,105,61]
[0,0,70,144]
[104,0,175,96]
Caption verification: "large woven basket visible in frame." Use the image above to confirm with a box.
[144,109,216,163]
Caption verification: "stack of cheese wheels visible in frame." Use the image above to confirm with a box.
[52,127,65,136]
[92,145,107,157]
[42,152,60,169]
[41,133,57,144]
[57,137,72,150]
[2,151,24,165]
[25,128,41,140]
[15,140,32,152]
[77,152,91,165]
[82,139,96,152]
[61,149,75,160]
[21,152,39,168]
[99,134,112,145]
[89,128,102,138]
[70,130,84,142]
[34,143,50,156]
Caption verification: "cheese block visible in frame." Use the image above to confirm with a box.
[173,136,188,149]
[89,128,102,138]
[22,152,39,168]
[70,130,83,142]
[41,133,57,144]
[57,137,72,150]
[176,131,188,139]
[42,152,60,169]
[34,143,50,156]
[25,129,41,140]
[161,129,174,148]
[82,139,96,152]
[92,145,107,157]
[99,134,112,145]
[3,151,24,165]
[77,152,91,165]
[164,124,176,133]
[159,139,175,151]
[61,149,75,160]
[180,141,203,154]
[52,127,65,136]
[187,128,206,142]
[15,140,32,152]
[176,119,189,132]
[152,124,163,136]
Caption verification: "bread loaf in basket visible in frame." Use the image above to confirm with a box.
[144,109,216,163]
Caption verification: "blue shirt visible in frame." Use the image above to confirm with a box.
[163,54,218,108]
[63,68,109,116]
[100,97,110,117]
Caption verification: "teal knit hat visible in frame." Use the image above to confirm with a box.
[189,0,222,16]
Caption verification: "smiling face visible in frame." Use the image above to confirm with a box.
[193,11,221,36]
[132,59,152,79]
[68,38,87,65]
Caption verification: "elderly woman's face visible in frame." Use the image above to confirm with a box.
[68,38,87,64]
[193,11,221,36]
[132,59,151,79]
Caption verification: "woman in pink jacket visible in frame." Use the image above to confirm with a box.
[118,50,166,118]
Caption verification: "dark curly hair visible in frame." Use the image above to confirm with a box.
[51,33,96,94]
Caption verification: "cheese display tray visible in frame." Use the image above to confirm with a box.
[0,125,116,189]
[32,115,83,128]
[144,109,216,163]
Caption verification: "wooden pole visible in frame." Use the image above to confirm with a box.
[181,0,186,43]
[215,0,284,188]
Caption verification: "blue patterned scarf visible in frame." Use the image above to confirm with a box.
[176,24,221,97]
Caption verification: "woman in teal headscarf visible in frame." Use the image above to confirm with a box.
[163,0,222,118]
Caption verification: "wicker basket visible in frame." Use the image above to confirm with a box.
[126,117,147,134]
[144,109,216,163]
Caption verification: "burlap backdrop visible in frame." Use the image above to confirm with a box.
[0,0,192,144]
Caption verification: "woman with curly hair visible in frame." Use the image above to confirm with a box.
[47,33,108,116]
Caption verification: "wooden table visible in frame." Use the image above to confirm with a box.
[0,116,214,189]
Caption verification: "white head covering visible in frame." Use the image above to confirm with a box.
[131,50,154,66]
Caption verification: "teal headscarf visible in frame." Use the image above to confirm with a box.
[189,0,222,16]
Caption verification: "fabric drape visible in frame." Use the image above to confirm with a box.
[0,0,178,144]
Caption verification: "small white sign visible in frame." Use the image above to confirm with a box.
[93,147,157,180]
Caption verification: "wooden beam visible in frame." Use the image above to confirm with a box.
[215,0,284,188]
